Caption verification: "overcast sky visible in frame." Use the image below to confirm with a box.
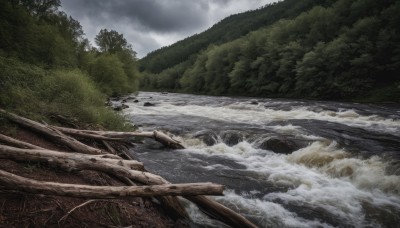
[60,0,276,58]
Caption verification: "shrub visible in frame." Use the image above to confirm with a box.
[89,54,130,96]
[0,57,131,130]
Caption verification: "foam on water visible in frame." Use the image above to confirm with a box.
[288,142,400,195]
[123,92,400,227]
[184,190,333,228]
[179,139,400,227]
[127,100,400,135]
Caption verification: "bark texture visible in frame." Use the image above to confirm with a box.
[0,170,224,198]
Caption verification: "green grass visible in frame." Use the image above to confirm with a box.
[0,56,133,131]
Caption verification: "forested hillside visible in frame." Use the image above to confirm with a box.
[140,0,400,102]
[0,0,140,128]
[140,0,332,74]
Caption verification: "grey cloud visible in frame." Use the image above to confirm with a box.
[61,0,275,57]
[63,0,209,32]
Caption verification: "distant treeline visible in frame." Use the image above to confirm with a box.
[0,0,139,129]
[139,0,400,102]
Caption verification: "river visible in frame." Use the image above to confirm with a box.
[119,92,400,228]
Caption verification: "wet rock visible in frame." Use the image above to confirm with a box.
[113,104,129,111]
[220,131,243,146]
[259,137,300,154]
[134,99,139,103]
[114,106,123,111]
[250,100,258,105]
[193,130,219,146]
[144,102,155,107]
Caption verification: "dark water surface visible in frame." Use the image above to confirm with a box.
[120,92,400,228]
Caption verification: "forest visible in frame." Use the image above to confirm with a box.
[139,0,400,102]
[0,0,140,128]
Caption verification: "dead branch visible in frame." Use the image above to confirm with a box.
[59,199,99,223]
[0,169,224,198]
[0,133,44,149]
[0,145,144,171]
[54,126,185,149]
[0,109,103,154]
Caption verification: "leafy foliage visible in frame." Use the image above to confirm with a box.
[95,29,135,55]
[140,0,400,102]
[0,0,139,129]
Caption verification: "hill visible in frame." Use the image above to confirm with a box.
[140,0,333,74]
[139,0,400,102]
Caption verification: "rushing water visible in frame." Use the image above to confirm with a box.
[119,92,400,228]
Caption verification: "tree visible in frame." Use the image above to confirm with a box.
[89,54,131,96]
[19,0,61,17]
[95,29,131,54]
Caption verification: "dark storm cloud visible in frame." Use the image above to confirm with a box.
[64,0,207,32]
[60,0,275,57]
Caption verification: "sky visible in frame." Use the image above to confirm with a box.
[60,0,276,58]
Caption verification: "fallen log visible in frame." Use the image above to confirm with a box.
[0,111,256,227]
[0,133,44,149]
[0,145,190,219]
[0,145,255,227]
[0,109,103,154]
[52,126,126,142]
[0,112,189,220]
[0,169,224,198]
[0,145,144,171]
[186,196,257,228]
[54,126,185,149]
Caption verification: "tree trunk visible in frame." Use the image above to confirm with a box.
[0,170,224,198]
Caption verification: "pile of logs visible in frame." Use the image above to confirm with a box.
[0,109,257,228]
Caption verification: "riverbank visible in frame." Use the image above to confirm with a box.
[0,121,187,227]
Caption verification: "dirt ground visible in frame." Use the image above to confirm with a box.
[0,126,188,228]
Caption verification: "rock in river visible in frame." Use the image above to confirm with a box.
[220,130,243,146]
[193,130,219,146]
[259,137,300,154]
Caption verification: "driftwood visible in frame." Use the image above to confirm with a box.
[0,133,44,149]
[0,145,255,227]
[0,145,144,172]
[0,111,257,228]
[0,109,103,154]
[0,144,189,218]
[55,126,185,149]
[0,170,224,198]
[187,196,257,228]
[1,109,183,150]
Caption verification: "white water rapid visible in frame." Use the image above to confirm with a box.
[119,92,400,228]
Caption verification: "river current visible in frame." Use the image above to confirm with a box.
[120,92,400,228]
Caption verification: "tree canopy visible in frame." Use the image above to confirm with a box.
[0,0,140,128]
[95,29,135,56]
[139,0,400,102]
